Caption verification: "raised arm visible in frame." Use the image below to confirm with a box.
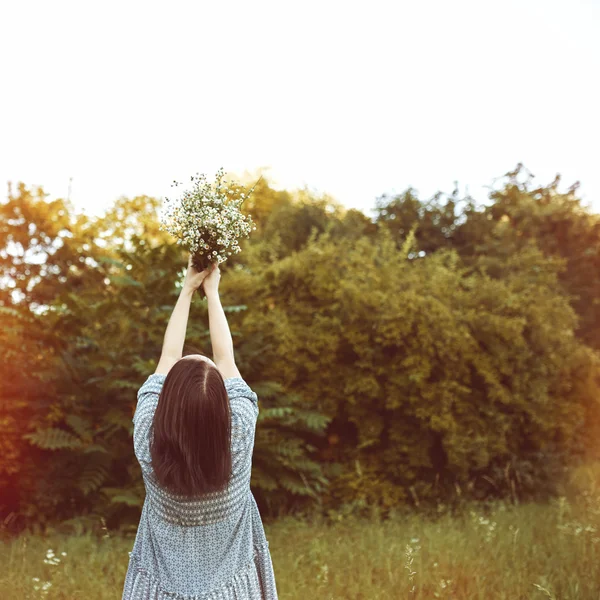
[155,256,211,375]
[202,265,241,380]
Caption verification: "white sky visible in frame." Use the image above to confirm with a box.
[1,0,599,218]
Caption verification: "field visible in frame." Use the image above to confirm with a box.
[2,495,599,600]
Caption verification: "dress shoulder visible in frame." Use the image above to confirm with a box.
[138,373,167,397]
[224,377,259,427]
[224,377,258,406]
[133,373,166,425]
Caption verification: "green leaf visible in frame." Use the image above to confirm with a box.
[24,428,83,450]
[109,493,142,507]
[65,414,92,439]
[78,461,109,495]
[108,274,143,288]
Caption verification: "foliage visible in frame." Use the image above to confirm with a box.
[222,220,600,512]
[1,165,600,530]
[375,164,600,351]
[0,184,328,530]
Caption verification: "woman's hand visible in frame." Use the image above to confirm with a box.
[182,256,213,293]
[202,263,221,297]
[156,255,209,375]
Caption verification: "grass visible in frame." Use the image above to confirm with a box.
[2,495,600,600]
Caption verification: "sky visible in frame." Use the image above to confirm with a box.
[1,0,599,218]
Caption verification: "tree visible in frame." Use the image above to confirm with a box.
[375,165,600,352]
[0,185,330,530]
[223,226,600,510]
[456,165,600,350]
[374,187,460,254]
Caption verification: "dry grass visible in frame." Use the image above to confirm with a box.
[2,495,600,599]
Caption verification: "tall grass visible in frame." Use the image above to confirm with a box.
[2,495,599,599]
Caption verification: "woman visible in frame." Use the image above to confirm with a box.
[122,257,278,600]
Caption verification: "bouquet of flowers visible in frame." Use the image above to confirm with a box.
[160,168,259,271]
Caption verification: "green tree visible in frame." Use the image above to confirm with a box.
[224,226,600,510]
[456,165,600,350]
[374,187,460,254]
[0,185,330,530]
[375,165,600,351]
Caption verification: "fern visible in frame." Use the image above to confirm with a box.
[260,406,294,420]
[252,381,285,398]
[65,414,92,441]
[24,428,83,450]
[109,493,142,507]
[78,458,110,496]
[275,439,304,459]
[103,409,133,431]
[132,357,157,376]
[251,468,279,491]
[102,487,144,508]
[241,377,333,509]
[293,410,332,432]
[107,379,140,391]
[279,473,311,496]
[83,443,109,454]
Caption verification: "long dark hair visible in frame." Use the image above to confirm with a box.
[150,354,232,497]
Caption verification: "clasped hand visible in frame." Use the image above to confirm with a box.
[183,256,220,295]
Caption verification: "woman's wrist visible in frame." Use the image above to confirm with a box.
[181,282,196,298]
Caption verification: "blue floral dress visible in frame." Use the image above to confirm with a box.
[122,374,278,600]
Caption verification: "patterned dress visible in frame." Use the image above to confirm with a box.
[122,374,278,600]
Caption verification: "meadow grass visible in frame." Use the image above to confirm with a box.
[2,495,599,600]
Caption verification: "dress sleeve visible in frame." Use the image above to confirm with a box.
[132,373,166,471]
[224,377,259,457]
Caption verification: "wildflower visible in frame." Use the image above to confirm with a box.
[43,548,61,565]
[404,544,417,594]
[160,169,258,271]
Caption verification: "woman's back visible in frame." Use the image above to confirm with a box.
[122,375,277,600]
